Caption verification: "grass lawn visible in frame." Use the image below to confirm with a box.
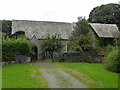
[2,63,48,88]
[56,62,119,88]
[2,62,119,88]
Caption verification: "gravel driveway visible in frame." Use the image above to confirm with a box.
[40,67,87,88]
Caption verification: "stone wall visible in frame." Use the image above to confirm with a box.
[12,20,73,39]
[12,20,74,60]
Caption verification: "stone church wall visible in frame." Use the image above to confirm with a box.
[12,20,73,60]
[12,20,73,39]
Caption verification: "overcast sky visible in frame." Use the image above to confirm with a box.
[0,0,119,23]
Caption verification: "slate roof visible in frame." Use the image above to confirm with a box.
[89,23,120,38]
[12,20,73,39]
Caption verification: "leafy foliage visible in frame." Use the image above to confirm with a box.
[69,17,95,52]
[2,31,26,39]
[104,45,114,53]
[70,33,94,52]
[98,37,115,46]
[40,34,62,59]
[88,3,120,30]
[2,36,34,61]
[11,31,25,37]
[69,17,89,40]
[2,20,12,33]
[104,47,120,73]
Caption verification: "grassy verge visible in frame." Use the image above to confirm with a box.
[56,62,119,88]
[0,65,2,89]
[2,63,48,88]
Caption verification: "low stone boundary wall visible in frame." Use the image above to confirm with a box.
[1,55,31,65]
[53,52,103,63]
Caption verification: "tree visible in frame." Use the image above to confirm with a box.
[2,31,26,39]
[70,33,94,52]
[2,20,12,33]
[40,34,62,61]
[69,17,94,52]
[70,17,89,40]
[88,3,120,30]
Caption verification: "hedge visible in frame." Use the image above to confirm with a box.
[2,36,34,62]
[104,47,120,73]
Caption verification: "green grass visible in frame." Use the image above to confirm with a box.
[2,63,48,88]
[0,66,2,89]
[56,62,119,88]
[2,62,119,88]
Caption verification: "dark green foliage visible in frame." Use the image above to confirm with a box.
[98,37,115,46]
[3,31,26,39]
[69,17,95,52]
[2,37,34,61]
[11,31,25,37]
[2,33,7,38]
[88,3,120,30]
[41,34,62,60]
[92,29,116,47]
[104,47,120,73]
[69,17,89,41]
[104,45,114,53]
[2,20,12,33]
[70,33,94,52]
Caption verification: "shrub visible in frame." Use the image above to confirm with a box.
[104,45,113,53]
[2,36,34,62]
[104,47,119,73]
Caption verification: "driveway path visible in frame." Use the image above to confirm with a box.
[32,61,86,88]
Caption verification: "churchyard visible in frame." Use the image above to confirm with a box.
[1,3,120,89]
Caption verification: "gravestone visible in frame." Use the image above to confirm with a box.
[16,55,31,63]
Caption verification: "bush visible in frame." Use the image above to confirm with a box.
[104,47,120,73]
[104,45,113,53]
[2,36,34,62]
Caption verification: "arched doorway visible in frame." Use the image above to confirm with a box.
[34,46,38,60]
[32,46,38,60]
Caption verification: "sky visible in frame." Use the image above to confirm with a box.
[0,0,119,23]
